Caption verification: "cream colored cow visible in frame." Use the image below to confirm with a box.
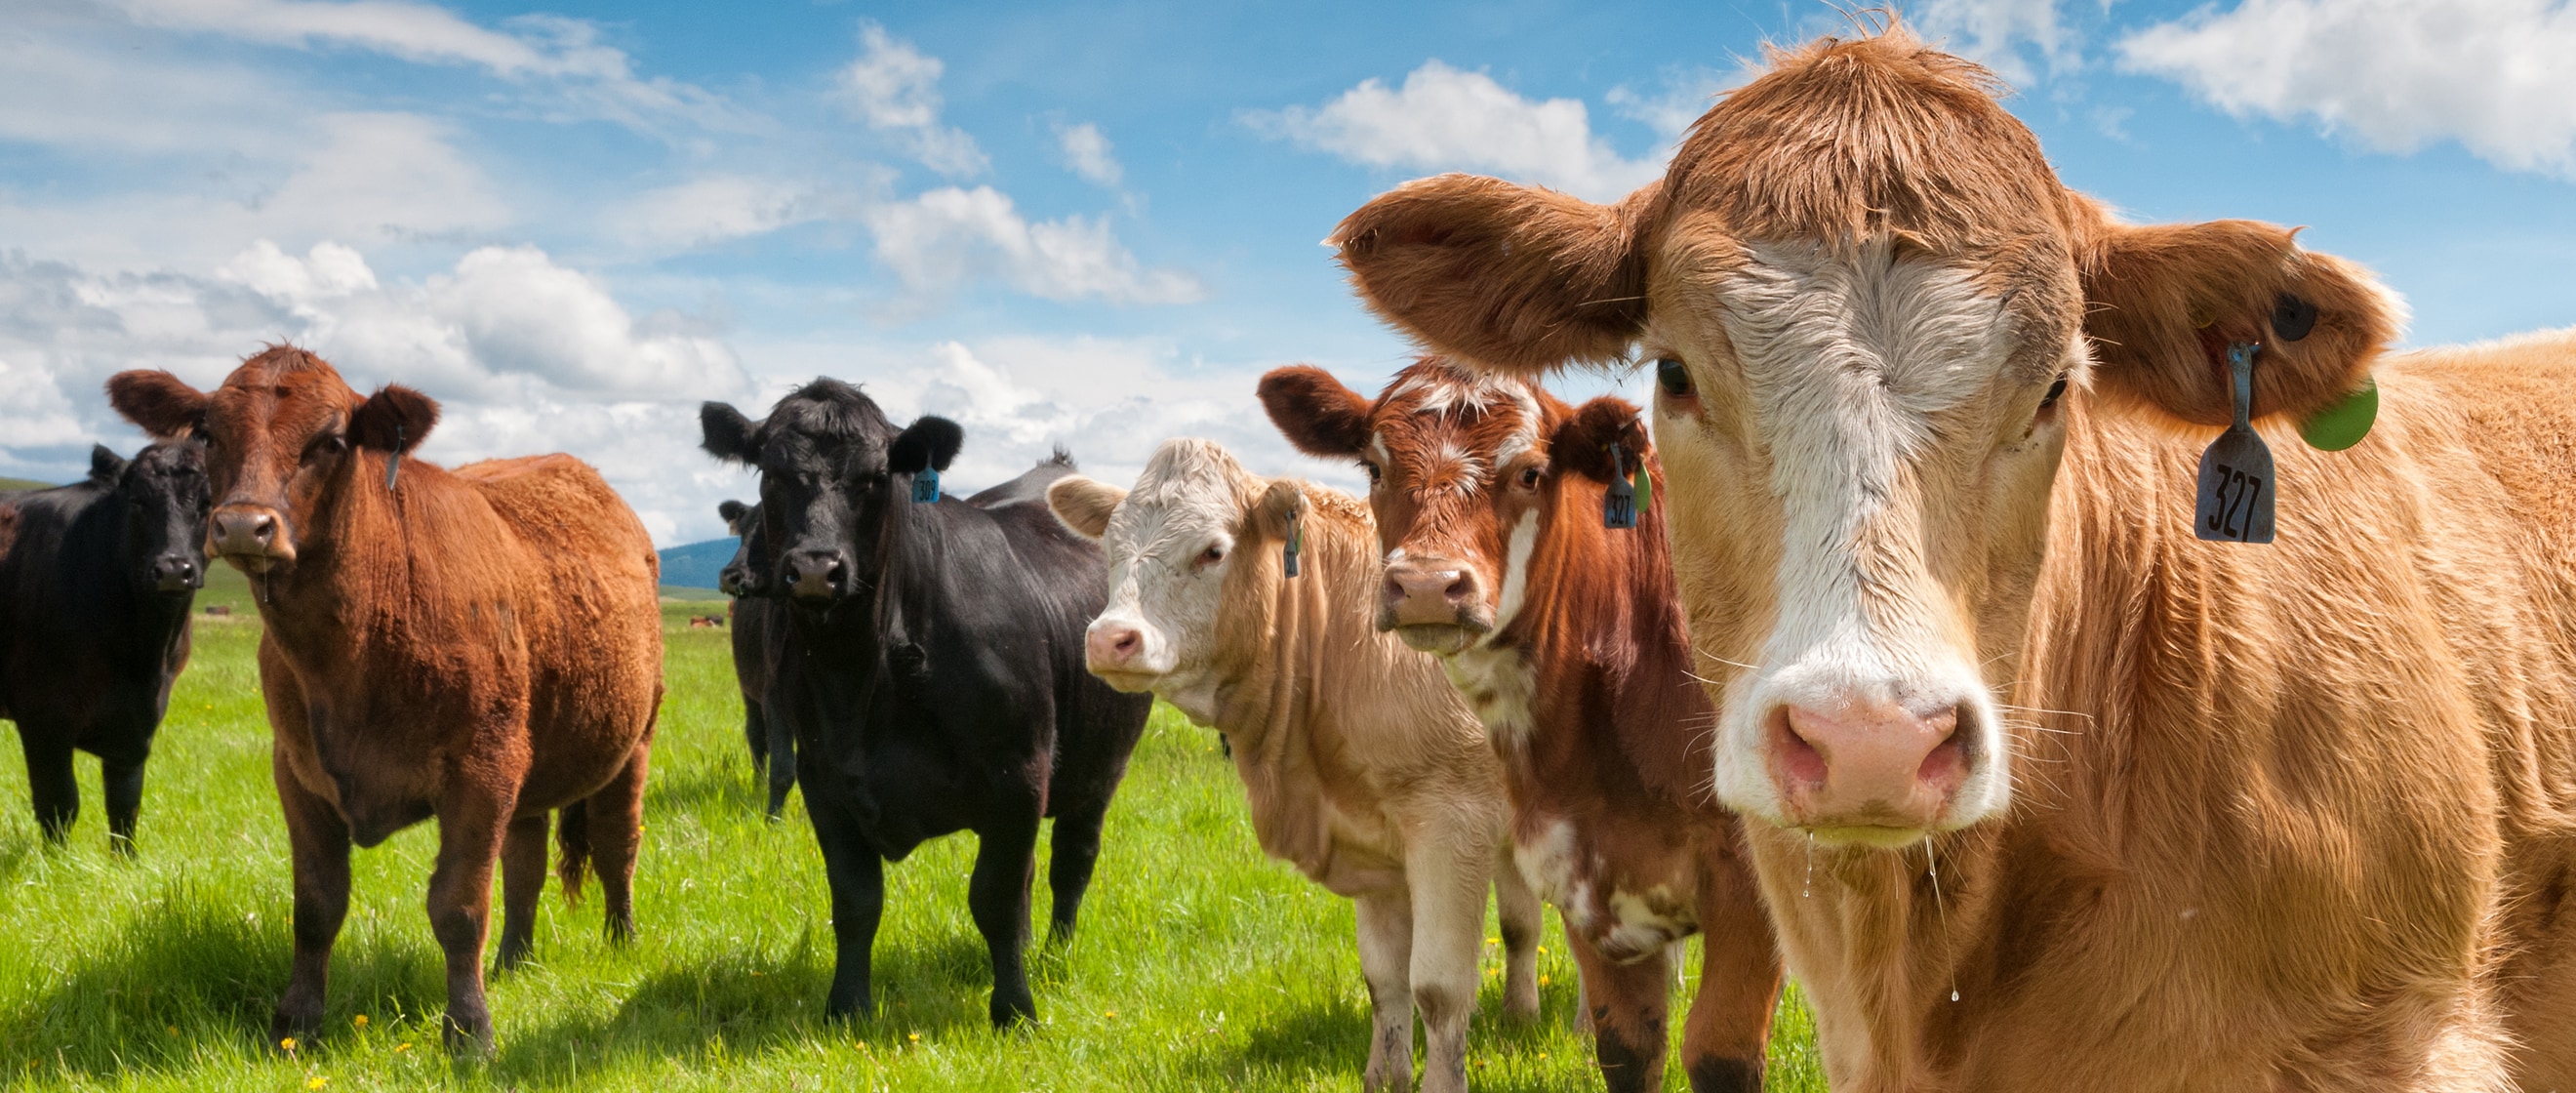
[1049,438,1539,1093]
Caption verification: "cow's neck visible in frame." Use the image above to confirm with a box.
[1209,503,1381,750]
[251,456,432,665]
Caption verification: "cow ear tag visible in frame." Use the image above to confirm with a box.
[2194,343,2276,544]
[1282,508,1303,579]
[910,466,941,504]
[384,425,404,492]
[1603,443,1638,529]
[2298,378,2377,452]
[1631,458,1651,517]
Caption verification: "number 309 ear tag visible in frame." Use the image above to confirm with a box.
[910,466,941,504]
[2194,343,2276,544]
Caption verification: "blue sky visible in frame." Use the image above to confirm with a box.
[4,0,2570,545]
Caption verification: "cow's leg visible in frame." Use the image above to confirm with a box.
[1493,844,1543,1023]
[1572,929,1674,1093]
[761,706,796,821]
[809,792,885,1020]
[20,731,77,843]
[101,754,147,855]
[495,812,548,971]
[586,737,651,944]
[1353,889,1416,1093]
[1406,849,1486,1093]
[271,753,351,1046]
[1679,862,1782,1093]
[742,696,767,772]
[426,786,514,1052]
[1042,796,1112,946]
[968,804,1042,1027]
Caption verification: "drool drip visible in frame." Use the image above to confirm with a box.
[1804,832,1814,898]
[1926,836,1957,1003]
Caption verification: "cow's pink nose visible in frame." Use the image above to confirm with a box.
[1381,562,1480,627]
[1085,625,1143,669]
[1768,701,1967,832]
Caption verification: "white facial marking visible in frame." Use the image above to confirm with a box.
[1490,508,1539,632]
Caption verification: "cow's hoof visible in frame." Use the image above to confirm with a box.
[267,1011,322,1053]
[440,1011,495,1057]
[824,991,874,1023]
[987,992,1037,1029]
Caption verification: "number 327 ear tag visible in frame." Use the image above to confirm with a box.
[2195,343,2275,544]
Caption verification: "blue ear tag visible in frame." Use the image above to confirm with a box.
[1282,511,1303,579]
[2194,343,2275,544]
[1603,442,1638,529]
[910,466,940,504]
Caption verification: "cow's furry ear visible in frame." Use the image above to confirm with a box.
[105,370,210,440]
[2081,217,2397,426]
[1333,174,1657,374]
[718,500,750,535]
[1548,397,1650,484]
[351,385,438,454]
[89,444,128,486]
[1257,365,1375,458]
[1045,475,1124,541]
[1251,479,1308,544]
[889,416,964,475]
[700,402,761,465]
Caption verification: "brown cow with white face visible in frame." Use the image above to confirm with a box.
[1330,25,2576,1093]
[1263,358,1782,1093]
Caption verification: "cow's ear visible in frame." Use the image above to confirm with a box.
[1045,475,1124,541]
[1251,479,1308,543]
[718,500,750,534]
[1333,174,1657,374]
[2080,219,2397,426]
[350,385,437,453]
[700,402,762,465]
[1548,397,1650,484]
[889,416,963,475]
[105,370,209,439]
[89,444,128,486]
[1257,365,1375,458]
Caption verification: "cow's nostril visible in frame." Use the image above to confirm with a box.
[1112,631,1139,654]
[251,514,274,543]
[1444,573,1472,603]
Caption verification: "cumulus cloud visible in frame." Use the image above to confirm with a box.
[1912,0,2078,85]
[1244,61,1664,201]
[610,175,840,250]
[2118,0,2576,177]
[839,21,987,178]
[863,186,1204,306]
[1056,121,1124,186]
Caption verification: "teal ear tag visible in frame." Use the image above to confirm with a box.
[2298,378,2378,452]
[2194,343,2275,545]
[910,466,941,504]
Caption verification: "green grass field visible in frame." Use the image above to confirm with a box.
[0,566,1825,1091]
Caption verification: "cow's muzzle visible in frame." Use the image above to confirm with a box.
[719,563,760,598]
[1380,558,1489,654]
[209,505,293,572]
[1766,699,1972,844]
[151,554,202,593]
[783,548,847,602]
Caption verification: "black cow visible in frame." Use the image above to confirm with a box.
[716,499,795,819]
[699,380,1151,1027]
[0,442,209,850]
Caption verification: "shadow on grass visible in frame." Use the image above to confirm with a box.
[0,883,443,1075]
[642,761,768,818]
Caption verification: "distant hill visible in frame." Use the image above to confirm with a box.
[659,538,740,591]
[0,476,55,493]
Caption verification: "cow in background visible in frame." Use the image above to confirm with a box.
[0,441,209,851]
[1265,361,1782,1092]
[1048,438,1541,1093]
[108,346,663,1051]
[716,500,794,819]
[1327,26,2576,1090]
[699,382,1151,1027]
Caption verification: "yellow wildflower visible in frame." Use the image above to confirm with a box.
[307,1078,328,1090]
[279,1037,298,1052]
[353,1015,368,1029]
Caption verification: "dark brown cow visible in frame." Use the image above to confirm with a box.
[1264,358,1782,1093]
[106,346,663,1052]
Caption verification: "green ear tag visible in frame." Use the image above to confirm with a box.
[2298,377,2378,452]
[1631,462,1651,516]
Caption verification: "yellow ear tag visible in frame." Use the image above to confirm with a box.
[2297,377,2378,452]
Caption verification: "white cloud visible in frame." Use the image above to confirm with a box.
[1056,121,1124,186]
[839,22,987,178]
[1912,0,2077,85]
[863,186,1204,306]
[1244,61,1664,201]
[611,176,829,250]
[1604,67,1744,140]
[2118,0,2576,177]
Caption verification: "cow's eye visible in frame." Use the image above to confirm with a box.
[1517,466,1543,490]
[1198,544,1226,567]
[1656,357,1694,398]
[2040,374,2070,409]
[1360,462,1382,485]
[304,433,347,462]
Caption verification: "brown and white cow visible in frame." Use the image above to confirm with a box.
[106,346,663,1052]
[1263,359,1783,1093]
[1047,438,1539,1093]
[1327,26,2576,1093]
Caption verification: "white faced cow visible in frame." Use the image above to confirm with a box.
[1329,25,2576,1093]
[1048,438,1540,1093]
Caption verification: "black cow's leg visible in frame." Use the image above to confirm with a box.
[760,706,796,821]
[102,756,147,855]
[495,812,548,970]
[743,698,768,772]
[969,806,1042,1028]
[810,794,885,1020]
[1042,797,1111,945]
[20,732,77,843]
[271,755,351,1046]
[427,785,513,1052]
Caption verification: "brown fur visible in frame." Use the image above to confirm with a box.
[1263,359,1784,1093]
[105,346,663,1051]
[1323,24,2576,1093]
